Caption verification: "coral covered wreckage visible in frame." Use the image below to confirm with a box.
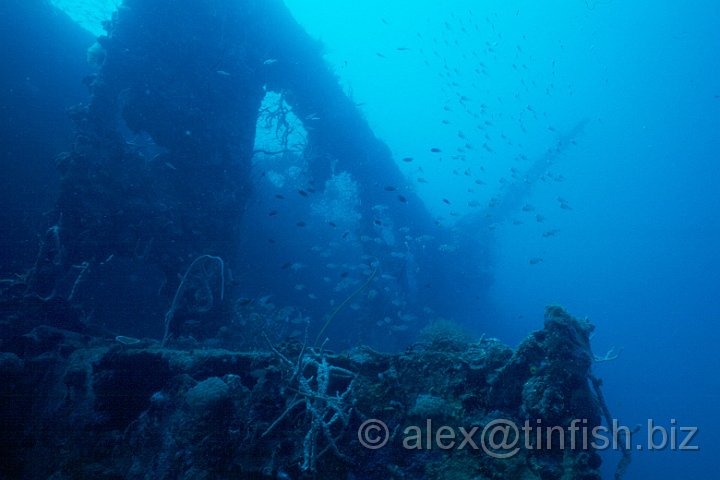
[0,304,614,479]
[0,2,626,478]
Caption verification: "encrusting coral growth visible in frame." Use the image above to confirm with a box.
[0,304,614,479]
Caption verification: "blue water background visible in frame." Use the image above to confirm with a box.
[37,0,720,477]
[284,1,720,477]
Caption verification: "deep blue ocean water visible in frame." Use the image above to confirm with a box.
[7,0,720,477]
[283,2,720,476]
